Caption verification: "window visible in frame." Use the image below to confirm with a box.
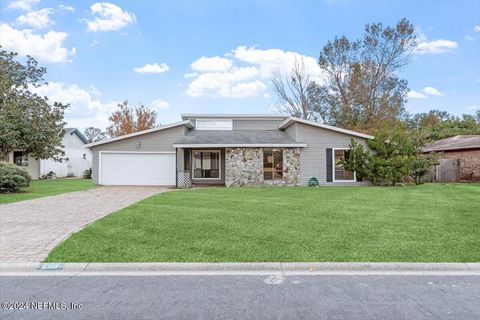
[13,151,29,166]
[263,149,283,181]
[333,149,355,181]
[196,119,232,130]
[83,154,87,160]
[193,151,220,179]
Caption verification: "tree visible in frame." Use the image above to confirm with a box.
[271,58,325,121]
[106,101,157,137]
[408,109,480,140]
[84,127,106,143]
[343,125,437,185]
[315,18,416,133]
[0,48,67,161]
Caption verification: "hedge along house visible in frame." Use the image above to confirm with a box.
[86,114,373,187]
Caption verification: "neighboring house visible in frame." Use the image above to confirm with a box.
[86,114,372,187]
[7,128,92,180]
[423,135,480,181]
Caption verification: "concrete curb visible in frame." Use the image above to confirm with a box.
[1,262,480,276]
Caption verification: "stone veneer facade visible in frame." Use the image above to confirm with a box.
[225,147,301,187]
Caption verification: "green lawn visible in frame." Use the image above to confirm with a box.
[46,184,480,262]
[0,179,95,204]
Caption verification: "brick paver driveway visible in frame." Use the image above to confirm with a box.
[0,186,168,263]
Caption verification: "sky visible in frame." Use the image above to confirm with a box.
[1,0,479,129]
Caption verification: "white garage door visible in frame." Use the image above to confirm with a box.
[100,152,176,186]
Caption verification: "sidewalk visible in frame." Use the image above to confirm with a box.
[1,262,479,276]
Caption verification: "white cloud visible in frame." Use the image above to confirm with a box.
[232,46,324,82]
[191,56,233,72]
[150,99,169,110]
[408,87,444,99]
[59,4,74,12]
[184,72,198,78]
[407,90,427,99]
[467,105,479,110]
[464,35,475,42]
[416,39,458,54]
[0,23,76,63]
[85,2,136,32]
[134,62,170,74]
[186,46,324,98]
[474,25,480,33]
[7,0,39,10]
[32,82,119,129]
[187,66,262,98]
[422,86,444,96]
[16,8,53,29]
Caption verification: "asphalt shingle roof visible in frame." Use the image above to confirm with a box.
[174,130,301,145]
[422,135,480,152]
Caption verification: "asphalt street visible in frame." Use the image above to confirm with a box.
[0,275,479,319]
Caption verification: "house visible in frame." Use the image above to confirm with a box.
[7,128,93,180]
[86,114,373,187]
[423,135,480,181]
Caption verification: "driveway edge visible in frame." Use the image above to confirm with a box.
[1,262,480,276]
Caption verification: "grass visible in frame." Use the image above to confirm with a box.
[45,183,480,263]
[0,178,95,204]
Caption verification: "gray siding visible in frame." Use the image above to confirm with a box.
[284,122,297,140]
[91,125,186,183]
[232,119,284,130]
[295,123,369,185]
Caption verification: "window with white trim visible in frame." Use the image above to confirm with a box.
[195,119,232,130]
[333,149,355,181]
[193,151,220,179]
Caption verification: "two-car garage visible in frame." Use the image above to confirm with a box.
[99,152,176,186]
[87,121,192,186]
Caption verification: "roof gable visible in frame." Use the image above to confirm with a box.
[84,121,193,148]
[279,117,374,139]
[64,128,89,144]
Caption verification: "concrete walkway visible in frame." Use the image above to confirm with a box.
[0,186,168,263]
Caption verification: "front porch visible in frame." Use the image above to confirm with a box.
[176,147,301,188]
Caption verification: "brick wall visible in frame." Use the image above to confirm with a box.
[436,149,480,181]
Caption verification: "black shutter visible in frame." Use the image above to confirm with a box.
[326,148,333,182]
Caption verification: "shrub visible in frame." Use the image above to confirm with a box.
[83,168,92,179]
[0,161,31,193]
[342,126,438,186]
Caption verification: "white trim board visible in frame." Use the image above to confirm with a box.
[174,143,307,148]
[279,117,374,140]
[85,121,193,148]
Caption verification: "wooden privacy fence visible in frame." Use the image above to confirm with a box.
[433,159,460,182]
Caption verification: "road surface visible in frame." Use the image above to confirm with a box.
[0,275,479,319]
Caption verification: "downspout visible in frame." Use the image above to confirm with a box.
[175,147,178,188]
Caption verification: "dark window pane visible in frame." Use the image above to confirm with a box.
[263,150,273,168]
[274,170,283,179]
[264,170,273,180]
[274,150,283,174]
[193,151,220,179]
[13,151,28,166]
[333,149,355,181]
